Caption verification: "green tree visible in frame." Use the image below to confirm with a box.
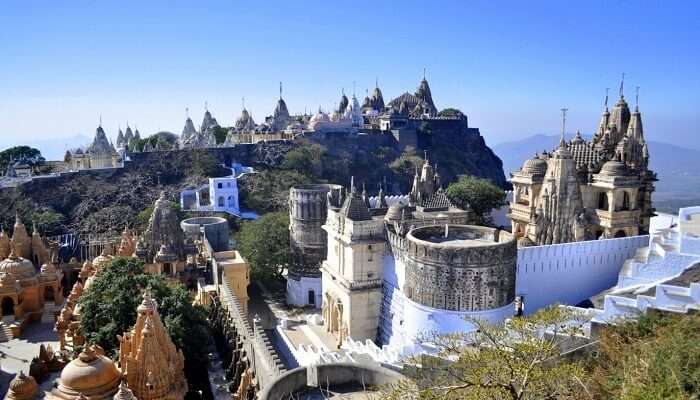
[235,211,291,280]
[438,108,464,118]
[389,146,424,179]
[281,143,325,177]
[388,307,588,400]
[30,209,66,235]
[0,146,45,173]
[446,175,506,224]
[78,257,209,398]
[210,126,229,144]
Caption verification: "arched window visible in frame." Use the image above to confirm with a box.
[598,192,609,210]
[218,196,225,207]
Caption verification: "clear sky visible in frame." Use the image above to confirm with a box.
[1,0,698,152]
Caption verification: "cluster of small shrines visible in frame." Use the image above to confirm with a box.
[2,194,213,400]
[5,290,188,400]
[0,216,63,329]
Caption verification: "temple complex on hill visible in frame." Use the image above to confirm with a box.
[510,80,656,246]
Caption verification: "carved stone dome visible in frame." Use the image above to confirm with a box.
[521,157,547,176]
[7,371,39,400]
[40,262,57,275]
[53,347,121,399]
[384,202,407,221]
[600,160,628,176]
[0,252,36,280]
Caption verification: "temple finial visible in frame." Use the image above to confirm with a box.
[352,81,356,96]
[375,77,378,89]
[560,107,568,145]
[204,101,208,111]
[424,150,428,162]
[604,88,609,110]
[242,96,245,110]
[279,81,283,99]
[350,176,355,193]
[423,67,426,80]
[619,72,625,98]
[185,107,189,119]
[99,114,102,127]
[635,86,640,111]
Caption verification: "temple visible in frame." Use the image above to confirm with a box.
[64,123,121,170]
[0,216,63,337]
[510,82,656,246]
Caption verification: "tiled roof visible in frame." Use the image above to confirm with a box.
[340,192,372,221]
[567,140,604,170]
[421,188,452,210]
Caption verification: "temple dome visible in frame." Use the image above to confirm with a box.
[521,157,547,176]
[7,371,38,400]
[0,252,36,280]
[599,160,629,176]
[384,202,407,221]
[53,347,121,399]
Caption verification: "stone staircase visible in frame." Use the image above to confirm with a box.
[41,302,63,324]
[0,316,15,342]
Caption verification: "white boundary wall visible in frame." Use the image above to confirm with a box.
[286,277,322,308]
[516,235,649,314]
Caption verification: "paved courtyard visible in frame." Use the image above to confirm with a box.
[0,322,60,396]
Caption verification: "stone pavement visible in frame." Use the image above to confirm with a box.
[0,322,60,396]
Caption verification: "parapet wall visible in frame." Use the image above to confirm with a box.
[516,235,649,314]
[218,279,286,389]
[403,225,517,311]
[257,362,405,400]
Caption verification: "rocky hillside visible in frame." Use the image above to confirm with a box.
[0,133,507,235]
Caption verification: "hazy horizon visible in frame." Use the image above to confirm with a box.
[2,1,699,151]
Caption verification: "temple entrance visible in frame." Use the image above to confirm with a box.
[45,286,55,302]
[1,297,14,316]
[228,196,236,209]
[218,197,225,207]
[164,263,172,275]
[308,290,315,306]
[614,230,627,238]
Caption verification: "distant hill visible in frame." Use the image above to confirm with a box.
[492,134,700,213]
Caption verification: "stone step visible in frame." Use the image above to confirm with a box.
[0,323,13,342]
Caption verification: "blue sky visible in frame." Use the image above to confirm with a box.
[1,0,699,152]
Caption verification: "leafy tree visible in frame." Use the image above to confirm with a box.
[238,169,312,213]
[438,108,464,118]
[446,175,506,224]
[210,126,229,144]
[389,147,424,188]
[589,311,700,399]
[30,209,66,235]
[235,211,291,280]
[388,307,588,400]
[78,257,210,398]
[281,143,325,177]
[0,146,45,173]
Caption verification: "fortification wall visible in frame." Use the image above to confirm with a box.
[516,235,649,314]
[403,225,517,311]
